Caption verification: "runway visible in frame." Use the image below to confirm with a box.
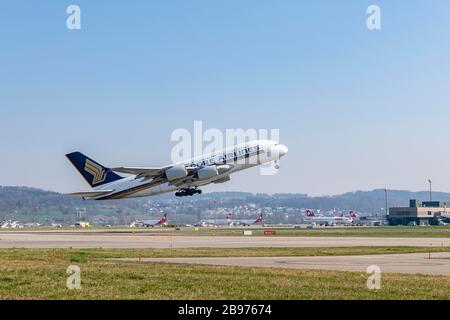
[117,252,450,276]
[1,230,450,248]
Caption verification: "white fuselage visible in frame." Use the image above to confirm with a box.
[197,219,232,226]
[234,220,261,226]
[90,140,288,200]
[305,216,353,225]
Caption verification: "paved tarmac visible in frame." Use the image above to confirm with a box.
[1,230,450,248]
[117,252,450,276]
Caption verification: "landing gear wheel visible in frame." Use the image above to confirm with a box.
[175,188,202,197]
[274,160,280,170]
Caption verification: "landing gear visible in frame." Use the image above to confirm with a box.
[274,160,280,170]
[175,188,202,197]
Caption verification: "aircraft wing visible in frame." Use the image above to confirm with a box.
[65,190,114,197]
[112,167,163,178]
[112,166,199,181]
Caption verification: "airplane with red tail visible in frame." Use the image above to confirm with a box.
[141,213,168,227]
[234,214,263,226]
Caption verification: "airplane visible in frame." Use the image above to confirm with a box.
[141,213,168,227]
[233,214,264,226]
[196,213,233,227]
[65,140,288,200]
[1,220,21,228]
[304,209,353,226]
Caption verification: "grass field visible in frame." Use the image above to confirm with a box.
[2,247,450,299]
[177,226,450,238]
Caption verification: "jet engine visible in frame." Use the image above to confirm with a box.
[196,165,219,180]
[196,165,233,181]
[165,164,187,181]
[217,164,233,175]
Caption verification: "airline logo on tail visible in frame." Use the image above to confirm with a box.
[349,210,357,218]
[158,213,168,225]
[254,214,263,223]
[305,209,314,217]
[84,159,106,185]
[226,213,232,221]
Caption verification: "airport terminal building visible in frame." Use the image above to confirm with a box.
[388,199,450,226]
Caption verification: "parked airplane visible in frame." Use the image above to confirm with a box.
[65,140,288,200]
[141,213,168,227]
[196,213,233,227]
[304,210,353,226]
[233,214,264,226]
[0,220,20,229]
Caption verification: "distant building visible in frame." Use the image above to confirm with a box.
[388,199,450,226]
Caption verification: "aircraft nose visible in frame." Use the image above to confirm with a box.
[278,144,289,157]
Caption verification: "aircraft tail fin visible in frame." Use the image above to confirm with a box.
[255,214,263,223]
[158,213,168,224]
[65,152,123,188]
[305,209,314,217]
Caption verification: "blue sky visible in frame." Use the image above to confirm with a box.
[1,1,450,195]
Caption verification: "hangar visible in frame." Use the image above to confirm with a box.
[388,199,450,226]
